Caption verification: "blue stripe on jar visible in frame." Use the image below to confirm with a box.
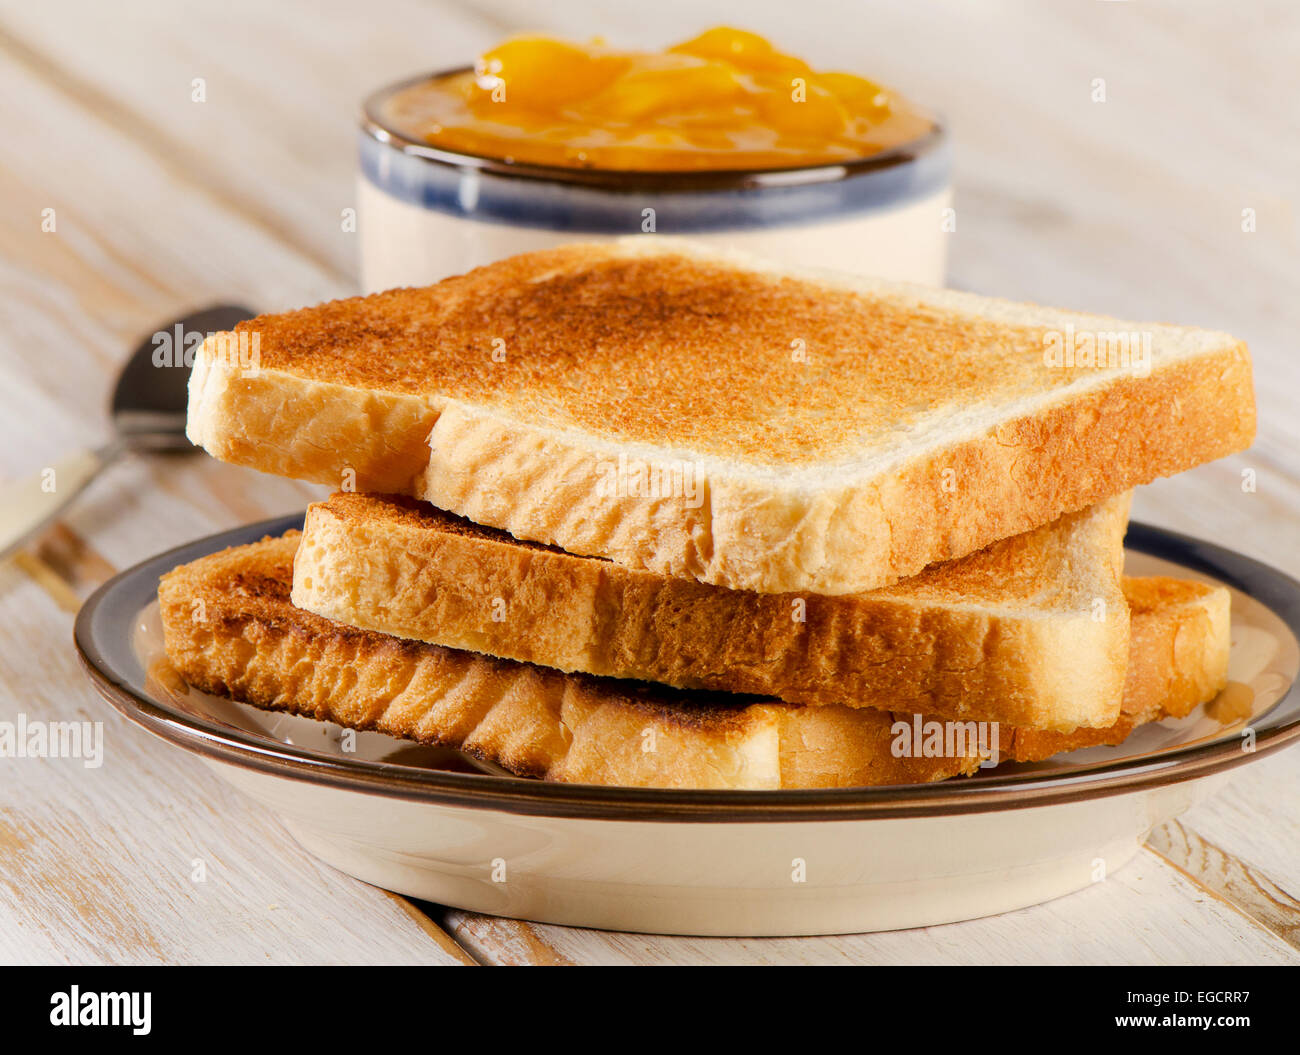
[358,129,951,235]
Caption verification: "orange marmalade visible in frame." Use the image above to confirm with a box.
[378,27,933,172]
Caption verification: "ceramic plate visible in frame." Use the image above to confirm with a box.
[75,516,1300,936]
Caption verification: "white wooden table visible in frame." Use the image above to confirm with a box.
[2,0,1297,965]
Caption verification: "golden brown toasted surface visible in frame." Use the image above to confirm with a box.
[233,247,1065,468]
[292,491,1132,730]
[189,241,1255,596]
[222,242,1250,471]
[158,534,980,789]
[1122,575,1209,617]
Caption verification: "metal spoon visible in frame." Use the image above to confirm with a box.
[0,304,256,562]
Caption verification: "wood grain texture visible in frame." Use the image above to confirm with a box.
[439,850,1300,966]
[385,894,480,966]
[1147,820,1300,950]
[1163,750,1300,909]
[0,558,467,964]
[0,0,1295,964]
[441,913,578,966]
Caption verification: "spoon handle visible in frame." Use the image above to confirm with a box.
[0,441,124,563]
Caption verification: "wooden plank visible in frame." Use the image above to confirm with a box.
[1147,819,1300,950]
[0,477,475,963]
[0,52,346,347]
[0,556,469,964]
[0,0,1294,966]
[0,492,476,964]
[10,553,82,614]
[0,0,495,283]
[438,849,1300,965]
[440,913,577,966]
[0,47,338,536]
[0,146,475,965]
[31,523,117,597]
[385,895,480,966]
[1166,750,1300,904]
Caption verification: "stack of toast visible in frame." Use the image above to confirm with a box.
[160,239,1254,789]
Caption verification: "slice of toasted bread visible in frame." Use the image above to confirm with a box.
[188,238,1254,596]
[291,491,1132,731]
[1007,577,1231,761]
[158,535,1229,788]
[158,533,980,789]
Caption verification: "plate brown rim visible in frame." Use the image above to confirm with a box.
[74,515,1300,823]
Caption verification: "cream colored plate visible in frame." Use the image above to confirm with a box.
[76,517,1300,935]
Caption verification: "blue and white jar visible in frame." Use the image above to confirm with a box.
[358,71,952,293]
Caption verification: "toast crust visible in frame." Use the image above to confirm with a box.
[188,239,1255,595]
[159,533,980,789]
[292,492,1133,731]
[159,536,1229,788]
[1008,577,1231,761]
[418,343,1252,595]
